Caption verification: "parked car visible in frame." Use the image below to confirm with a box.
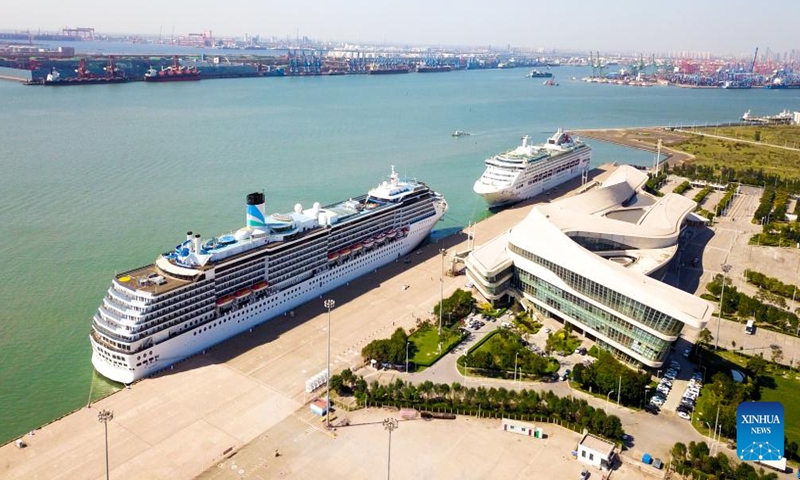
[677,410,691,420]
[579,469,590,480]
[644,404,660,414]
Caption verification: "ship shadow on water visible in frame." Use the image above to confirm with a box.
[148,230,469,380]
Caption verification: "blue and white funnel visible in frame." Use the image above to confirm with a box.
[246,192,266,228]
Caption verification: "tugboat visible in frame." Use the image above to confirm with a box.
[144,55,201,82]
[43,57,129,86]
[451,130,471,137]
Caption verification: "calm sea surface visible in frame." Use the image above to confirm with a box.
[1,65,798,443]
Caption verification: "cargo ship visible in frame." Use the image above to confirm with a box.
[144,55,201,82]
[417,64,452,73]
[90,167,447,383]
[526,69,553,78]
[474,129,591,208]
[368,64,411,75]
[43,57,129,86]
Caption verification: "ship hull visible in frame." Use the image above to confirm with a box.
[43,77,129,86]
[144,75,201,82]
[91,209,444,384]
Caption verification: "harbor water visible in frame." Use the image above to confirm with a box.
[1,65,798,444]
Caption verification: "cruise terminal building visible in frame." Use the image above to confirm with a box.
[465,165,712,368]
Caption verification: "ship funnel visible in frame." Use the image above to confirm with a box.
[246,192,266,228]
[522,135,530,148]
[193,234,201,253]
[186,231,193,242]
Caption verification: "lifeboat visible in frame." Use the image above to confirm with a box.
[363,239,375,249]
[253,281,269,292]
[216,296,234,307]
[387,230,398,239]
[340,248,351,257]
[328,252,340,262]
[375,233,386,243]
[351,243,363,253]
[235,288,252,299]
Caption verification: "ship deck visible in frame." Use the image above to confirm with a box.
[116,263,193,295]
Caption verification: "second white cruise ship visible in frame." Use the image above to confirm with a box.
[473,129,591,207]
[90,167,447,384]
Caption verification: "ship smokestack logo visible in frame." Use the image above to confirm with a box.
[246,192,266,228]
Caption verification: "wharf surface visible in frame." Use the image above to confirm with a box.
[0,165,615,480]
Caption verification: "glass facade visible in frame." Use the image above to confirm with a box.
[568,235,637,252]
[515,269,671,363]
[508,243,682,337]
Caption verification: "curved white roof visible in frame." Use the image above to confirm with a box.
[508,165,712,329]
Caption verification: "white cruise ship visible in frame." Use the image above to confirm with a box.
[91,167,447,384]
[473,129,591,207]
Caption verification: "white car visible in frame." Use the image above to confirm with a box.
[677,411,691,420]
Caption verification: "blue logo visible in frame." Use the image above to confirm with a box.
[737,402,784,462]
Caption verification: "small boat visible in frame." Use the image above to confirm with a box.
[327,252,340,262]
[543,78,559,86]
[252,281,269,292]
[216,296,234,307]
[351,243,363,253]
[452,130,471,137]
[363,239,375,248]
[235,289,252,299]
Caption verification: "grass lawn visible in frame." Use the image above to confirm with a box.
[699,348,800,446]
[760,374,800,445]
[546,329,581,355]
[674,125,800,180]
[409,326,461,367]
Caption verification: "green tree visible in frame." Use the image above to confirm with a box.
[698,328,714,346]
[671,442,687,465]
[746,354,768,378]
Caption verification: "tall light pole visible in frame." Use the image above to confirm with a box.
[606,391,615,410]
[715,264,732,350]
[514,352,519,391]
[97,409,113,480]
[438,249,446,338]
[324,298,335,430]
[405,341,410,373]
[383,417,399,480]
[617,374,622,406]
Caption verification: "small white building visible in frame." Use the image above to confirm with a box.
[501,418,539,437]
[577,433,616,470]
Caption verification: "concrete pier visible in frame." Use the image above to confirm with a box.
[0,166,615,480]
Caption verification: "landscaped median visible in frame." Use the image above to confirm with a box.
[408,322,463,371]
[456,329,559,380]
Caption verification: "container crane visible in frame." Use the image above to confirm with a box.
[751,47,758,73]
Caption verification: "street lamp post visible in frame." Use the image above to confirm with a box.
[405,341,410,373]
[438,249,446,338]
[606,391,615,410]
[514,352,519,391]
[324,299,335,430]
[715,264,732,350]
[97,409,113,480]
[383,418,399,480]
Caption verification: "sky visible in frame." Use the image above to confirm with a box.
[2,0,798,56]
